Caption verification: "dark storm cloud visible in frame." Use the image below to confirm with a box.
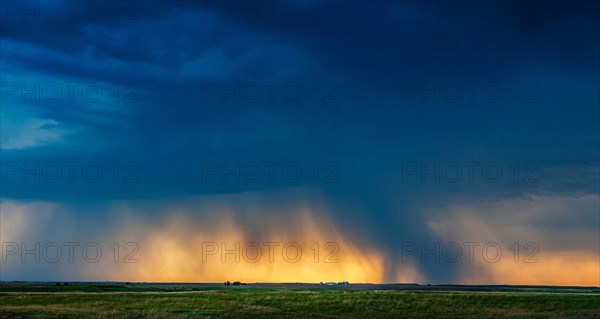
[1,0,598,283]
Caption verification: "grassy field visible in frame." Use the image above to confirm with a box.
[1,283,599,318]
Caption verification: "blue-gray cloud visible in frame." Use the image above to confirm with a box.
[1,0,598,284]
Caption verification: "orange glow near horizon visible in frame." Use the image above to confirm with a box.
[426,195,600,287]
[478,251,599,286]
[1,197,598,286]
[94,210,396,283]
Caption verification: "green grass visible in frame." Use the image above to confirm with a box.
[1,283,599,318]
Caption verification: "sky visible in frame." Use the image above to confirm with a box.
[0,0,599,285]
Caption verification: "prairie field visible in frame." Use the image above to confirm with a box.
[1,283,599,318]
